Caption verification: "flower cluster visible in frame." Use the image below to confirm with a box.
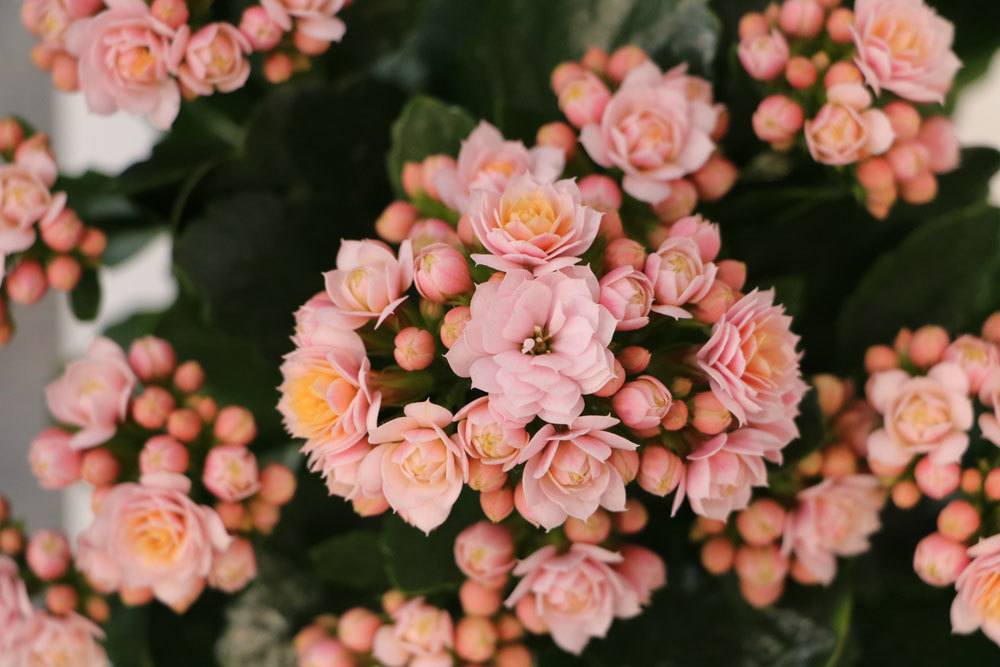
[0,116,106,346]
[21,0,351,129]
[34,335,296,613]
[860,313,1000,647]
[737,0,962,219]
[0,495,110,666]
[691,374,886,607]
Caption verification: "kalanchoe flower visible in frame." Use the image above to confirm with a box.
[446,267,616,425]
[6,611,109,667]
[599,266,654,331]
[322,240,414,329]
[390,596,454,657]
[177,22,252,97]
[942,335,998,394]
[0,555,32,648]
[454,396,529,469]
[980,370,1000,447]
[453,521,515,588]
[261,0,348,43]
[434,121,565,214]
[951,534,1000,646]
[644,235,718,319]
[805,101,894,166]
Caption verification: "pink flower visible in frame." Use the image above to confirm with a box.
[407,218,461,253]
[696,290,802,426]
[357,402,467,534]
[65,0,185,129]
[76,472,231,613]
[738,30,790,81]
[7,612,108,667]
[918,116,961,174]
[45,337,137,450]
[599,266,653,331]
[865,363,974,467]
[454,521,515,588]
[615,544,667,606]
[414,242,472,303]
[805,103,894,166]
[202,445,260,502]
[980,371,1000,447]
[0,556,32,653]
[505,544,641,654]
[208,537,257,593]
[580,62,717,204]
[644,236,718,319]
[177,22,252,97]
[319,439,372,498]
[291,291,352,348]
[29,428,82,490]
[612,376,672,431]
[322,240,414,328]
[852,0,961,104]
[468,173,602,273]
[446,267,616,425]
[783,475,885,585]
[951,534,1000,645]
[752,95,805,145]
[261,0,347,43]
[391,597,453,656]
[942,335,998,394]
[22,0,101,44]
[514,415,637,530]
[434,121,565,213]
[454,396,529,468]
[0,165,65,277]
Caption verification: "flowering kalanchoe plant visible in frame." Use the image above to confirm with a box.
[33,335,297,613]
[0,495,111,666]
[0,117,106,347]
[20,0,351,129]
[736,0,962,220]
[858,312,1000,648]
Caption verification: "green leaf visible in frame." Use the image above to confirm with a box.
[69,268,101,321]
[310,531,388,590]
[386,96,476,197]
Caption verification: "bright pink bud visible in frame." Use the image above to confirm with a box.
[738,12,769,40]
[937,499,980,542]
[31,43,56,71]
[864,344,899,372]
[460,579,503,616]
[558,72,611,128]
[84,596,110,624]
[81,448,119,486]
[581,46,609,73]
[167,408,202,443]
[738,30,790,81]
[420,155,456,201]
[263,53,293,83]
[826,7,854,43]
[701,536,735,574]
[604,238,646,272]
[692,154,738,202]
[536,122,577,159]
[239,6,282,51]
[564,510,612,544]
[455,616,498,663]
[338,607,383,653]
[455,522,514,588]
[128,336,176,381]
[594,358,626,398]
[119,587,154,607]
[908,325,950,367]
[45,256,81,292]
[150,0,189,29]
[173,360,205,393]
[203,445,260,502]
[899,170,937,205]
[27,529,70,581]
[824,61,863,88]
[132,387,176,430]
[214,405,257,446]
[638,445,683,497]
[883,102,921,142]
[414,243,472,303]
[550,61,586,94]
[609,448,640,484]
[440,306,471,349]
[812,374,848,417]
[614,375,672,430]
[139,435,189,475]
[40,208,84,253]
[468,459,508,493]
[914,457,961,500]
[779,0,824,37]
[393,326,436,371]
[259,463,297,506]
[45,584,78,615]
[607,45,649,83]
[375,201,418,243]
[480,487,514,523]
[918,117,960,174]
[736,498,786,546]
[402,161,424,198]
[6,260,48,305]
[692,391,733,435]
[913,532,968,587]
[578,174,622,211]
[617,346,651,375]
[785,56,817,89]
[29,429,81,490]
[752,95,804,146]
[652,178,698,223]
[0,118,23,153]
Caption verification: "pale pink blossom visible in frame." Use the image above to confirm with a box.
[261,0,347,43]
[76,472,231,612]
[468,173,602,273]
[453,521,515,588]
[615,544,667,606]
[805,103,894,166]
[737,30,790,81]
[865,363,974,467]
[942,335,998,394]
[208,537,257,593]
[951,534,1000,645]
[177,22,252,97]
[599,266,653,331]
[644,236,718,319]
[322,240,414,328]
[414,242,472,303]
[29,428,82,490]
[391,597,453,656]
[580,62,718,204]
[852,0,961,104]
[202,445,260,502]
[446,267,616,425]
[783,475,885,585]
[0,556,32,654]
[454,396,529,469]
[357,402,467,534]
[978,370,1000,447]
[514,415,637,530]
[45,337,137,450]
[434,121,564,213]
[505,544,641,654]
[667,214,721,262]
[0,165,65,281]
[291,291,355,348]
[407,218,462,253]
[918,116,961,174]
[13,134,59,188]
[65,0,185,129]
[612,376,672,431]
[6,612,108,667]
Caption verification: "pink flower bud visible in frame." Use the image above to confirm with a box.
[714,260,746,292]
[652,179,698,223]
[81,448,119,486]
[173,360,205,393]
[899,170,937,205]
[27,529,70,581]
[139,435,189,475]
[937,499,980,542]
[616,544,667,605]
[468,459,507,493]
[263,52,293,83]
[460,579,502,616]
[29,428,81,490]
[604,238,646,272]
[85,596,110,624]
[581,46,609,73]
[887,141,929,183]
[983,313,1000,345]
[480,487,514,523]
[701,536,735,574]
[40,208,84,253]
[455,616,498,663]
[536,122,577,159]
[691,154,738,202]
[741,579,784,608]
[393,326,436,372]
[420,155,456,201]
[611,499,647,535]
[857,157,894,192]
[550,61,586,94]
[594,358,626,398]
[79,228,107,257]
[609,448,640,484]
[45,256,81,292]
[414,243,472,303]
[984,469,1000,501]
[455,521,514,587]
[45,584,79,615]
[402,161,424,198]
[204,444,260,502]
[638,445,683,497]
[918,117,960,174]
[908,325,950,367]
[607,45,649,83]
[6,260,48,305]
[738,30,790,81]
[128,336,176,381]
[738,12,769,40]
[31,43,56,71]
[891,480,921,509]
[51,52,79,92]
[600,267,653,332]
[338,607,383,653]
[564,510,612,544]
[826,7,854,43]
[614,375,672,430]
[259,463,297,506]
[870,457,906,479]
[617,346,651,375]
[0,527,24,556]
[779,0,824,37]
[558,71,611,128]
[961,468,982,494]
[914,457,960,500]
[812,374,848,417]
[0,118,24,153]
[167,408,202,443]
[864,344,899,372]
[752,95,804,146]
[239,6,282,51]
[883,101,921,142]
[293,30,331,56]
[692,391,733,435]
[824,61,863,88]
[216,501,247,532]
[913,532,968,587]
[150,0,189,29]
[119,587,154,607]
[661,401,689,431]
[820,444,857,478]
[692,280,739,324]
[578,175,622,212]
[440,306,471,349]
[250,498,281,533]
[375,201,418,243]
[600,209,624,240]
[737,498,786,546]
[131,386,175,430]
[214,405,257,446]
[496,644,533,667]
[514,594,548,634]
[301,638,353,667]
[735,544,789,589]
[785,56,817,89]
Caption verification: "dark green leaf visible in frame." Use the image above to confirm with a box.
[386,96,476,197]
[310,531,388,590]
[69,268,101,321]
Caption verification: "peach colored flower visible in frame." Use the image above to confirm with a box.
[805,102,894,166]
[0,556,32,654]
[942,335,998,394]
[7,612,108,667]
[952,534,1000,645]
[322,240,414,329]
[644,235,717,319]
[978,370,1000,448]
[202,445,260,502]
[599,266,653,331]
[0,165,65,282]
[454,396,529,469]
[391,597,453,656]
[453,521,515,588]
[177,22,251,97]
[208,537,257,593]
[261,0,347,43]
